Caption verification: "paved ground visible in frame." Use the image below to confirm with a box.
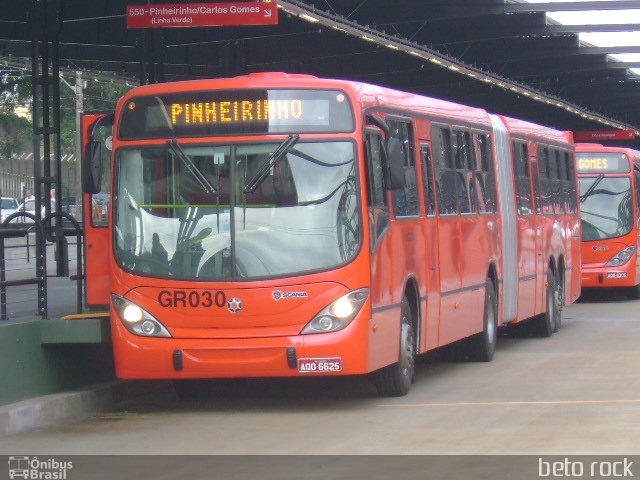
[0,293,638,455]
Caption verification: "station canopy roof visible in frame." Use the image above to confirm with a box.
[1,0,640,145]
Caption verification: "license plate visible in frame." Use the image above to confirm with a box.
[297,358,342,373]
[607,272,627,279]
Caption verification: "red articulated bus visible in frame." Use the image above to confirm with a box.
[81,73,580,397]
[576,143,640,298]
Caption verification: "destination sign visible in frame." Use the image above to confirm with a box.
[126,2,278,28]
[576,152,630,174]
[118,89,354,139]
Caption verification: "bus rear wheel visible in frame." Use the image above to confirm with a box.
[538,268,560,337]
[468,279,497,362]
[371,296,415,397]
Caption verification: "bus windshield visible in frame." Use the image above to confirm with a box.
[579,176,633,241]
[114,140,360,280]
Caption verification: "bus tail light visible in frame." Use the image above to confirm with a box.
[112,294,172,338]
[301,288,369,335]
[605,246,636,267]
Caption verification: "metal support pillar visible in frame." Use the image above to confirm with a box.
[29,0,66,316]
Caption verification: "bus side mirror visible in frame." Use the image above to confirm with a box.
[83,141,103,194]
[385,137,404,190]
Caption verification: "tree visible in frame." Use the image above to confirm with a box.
[59,75,131,154]
[1,63,132,198]
[0,67,31,161]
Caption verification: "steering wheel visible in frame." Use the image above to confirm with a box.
[132,256,172,275]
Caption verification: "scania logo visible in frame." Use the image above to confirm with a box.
[592,245,609,251]
[272,290,309,301]
[227,297,242,313]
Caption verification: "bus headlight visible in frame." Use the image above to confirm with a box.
[606,246,636,267]
[301,288,369,335]
[112,294,171,338]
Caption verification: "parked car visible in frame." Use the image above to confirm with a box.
[0,197,19,223]
[8,198,37,223]
[61,196,79,219]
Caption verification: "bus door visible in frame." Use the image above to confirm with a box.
[81,113,113,307]
[512,141,536,319]
[530,155,545,313]
[419,143,440,351]
[634,168,640,284]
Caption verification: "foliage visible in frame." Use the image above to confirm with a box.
[0,67,32,161]
[0,65,132,159]
[59,76,131,154]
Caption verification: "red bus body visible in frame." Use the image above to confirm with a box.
[576,143,640,293]
[82,73,580,394]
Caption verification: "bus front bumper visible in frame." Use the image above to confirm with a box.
[111,322,371,379]
[581,264,636,288]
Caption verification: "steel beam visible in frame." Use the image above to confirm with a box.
[506,2,640,13]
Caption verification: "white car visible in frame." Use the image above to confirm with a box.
[7,199,38,223]
[1,197,19,223]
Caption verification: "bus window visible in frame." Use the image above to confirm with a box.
[389,120,419,217]
[561,151,575,213]
[552,149,564,213]
[579,176,633,240]
[420,145,436,215]
[433,126,457,215]
[474,133,496,213]
[531,157,542,214]
[453,130,472,214]
[513,141,532,215]
[538,146,553,214]
[365,130,389,246]
[90,122,112,227]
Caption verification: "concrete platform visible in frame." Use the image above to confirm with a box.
[0,379,167,436]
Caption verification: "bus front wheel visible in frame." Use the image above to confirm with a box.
[371,296,415,397]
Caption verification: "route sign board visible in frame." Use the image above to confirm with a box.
[574,130,635,141]
[127,2,278,28]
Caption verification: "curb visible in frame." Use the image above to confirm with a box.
[0,380,169,437]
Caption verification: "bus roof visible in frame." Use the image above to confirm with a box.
[118,72,576,141]
[499,115,572,147]
[118,71,493,128]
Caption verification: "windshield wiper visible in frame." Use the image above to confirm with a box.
[167,139,217,195]
[580,173,604,203]
[243,134,299,193]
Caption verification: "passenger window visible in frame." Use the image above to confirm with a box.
[538,146,553,214]
[389,120,419,217]
[433,126,456,214]
[90,122,113,227]
[365,130,389,247]
[565,152,577,213]
[453,130,472,213]
[531,158,542,214]
[420,145,436,215]
[474,133,496,213]
[552,149,564,213]
[513,141,532,215]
